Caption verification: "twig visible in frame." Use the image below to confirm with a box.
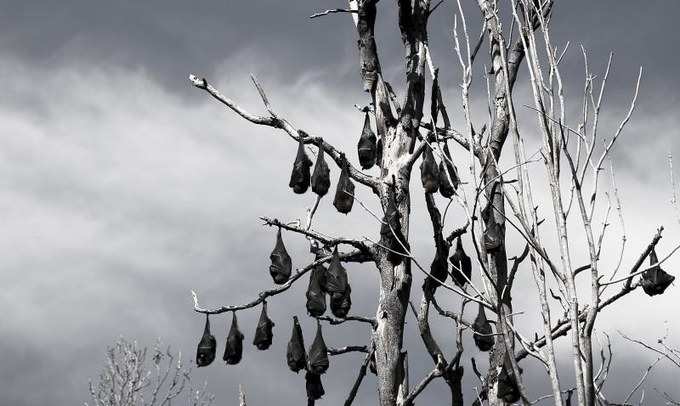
[344,348,374,405]
[618,331,680,369]
[317,315,377,328]
[623,357,662,404]
[600,242,680,286]
[260,216,370,252]
[310,8,357,19]
[328,346,369,356]
[402,356,446,405]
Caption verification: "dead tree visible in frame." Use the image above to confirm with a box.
[187,1,678,405]
[86,337,214,406]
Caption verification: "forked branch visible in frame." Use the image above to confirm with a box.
[189,74,379,190]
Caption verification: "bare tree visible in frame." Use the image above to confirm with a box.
[187,1,678,405]
[86,338,214,406]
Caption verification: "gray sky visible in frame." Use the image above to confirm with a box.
[1,1,679,405]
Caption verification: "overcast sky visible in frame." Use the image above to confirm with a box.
[1,1,679,405]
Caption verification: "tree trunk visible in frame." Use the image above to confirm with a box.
[373,256,411,406]
[372,139,413,406]
[476,0,525,399]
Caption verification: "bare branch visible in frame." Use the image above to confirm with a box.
[328,346,369,356]
[260,216,372,252]
[619,332,680,369]
[599,242,680,286]
[403,355,446,405]
[623,356,662,404]
[317,315,377,328]
[191,249,370,314]
[344,347,374,406]
[420,122,480,156]
[516,228,666,361]
[310,8,357,19]
[507,243,530,290]
[188,74,379,190]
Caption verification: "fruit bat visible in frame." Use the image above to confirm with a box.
[269,228,292,285]
[439,161,456,198]
[472,303,494,352]
[306,261,327,317]
[306,322,329,375]
[480,188,503,252]
[223,312,245,365]
[449,237,472,287]
[357,112,377,169]
[333,161,355,214]
[641,248,675,296]
[324,248,348,296]
[305,371,325,401]
[286,316,307,373]
[311,147,331,197]
[330,285,352,318]
[420,145,440,193]
[196,314,216,367]
[423,249,449,295]
[497,358,521,403]
[483,222,503,252]
[289,137,312,194]
[442,143,460,190]
[253,302,275,350]
[380,187,409,265]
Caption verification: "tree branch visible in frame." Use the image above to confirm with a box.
[317,315,377,328]
[191,249,370,314]
[188,74,379,190]
[260,216,372,253]
[516,227,665,361]
[310,8,357,19]
[403,355,446,405]
[420,122,480,157]
[344,347,375,406]
[328,346,369,356]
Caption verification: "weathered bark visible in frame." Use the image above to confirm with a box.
[475,0,533,402]
[478,14,513,406]
[373,172,412,406]
[355,1,429,403]
[482,158,512,406]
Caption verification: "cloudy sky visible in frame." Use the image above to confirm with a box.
[1,1,679,405]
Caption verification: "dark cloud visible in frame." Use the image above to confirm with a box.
[3,1,676,99]
[0,1,679,405]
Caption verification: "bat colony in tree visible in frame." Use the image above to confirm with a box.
[187,1,678,405]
